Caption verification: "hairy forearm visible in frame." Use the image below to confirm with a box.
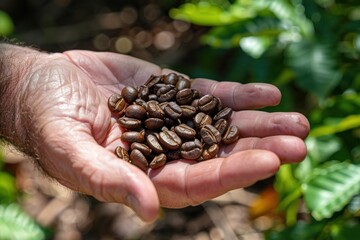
[0,43,42,157]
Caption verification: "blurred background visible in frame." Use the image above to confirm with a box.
[1,0,360,239]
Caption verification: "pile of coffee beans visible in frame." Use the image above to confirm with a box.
[108,73,240,171]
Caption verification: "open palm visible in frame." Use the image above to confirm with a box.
[20,50,309,222]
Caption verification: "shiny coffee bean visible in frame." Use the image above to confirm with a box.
[144,74,162,88]
[131,142,152,156]
[134,98,148,109]
[215,97,223,112]
[200,124,222,145]
[149,153,167,169]
[108,94,126,114]
[194,112,213,129]
[118,117,142,130]
[137,85,150,101]
[213,107,232,121]
[164,102,182,120]
[164,117,178,127]
[144,118,164,129]
[202,144,219,160]
[176,76,191,90]
[176,88,193,105]
[153,83,167,93]
[198,94,218,112]
[181,105,197,118]
[115,146,130,162]
[157,84,177,102]
[159,128,182,150]
[222,125,240,144]
[146,134,164,153]
[147,101,165,119]
[191,99,199,109]
[174,124,197,140]
[130,149,148,171]
[121,129,145,143]
[181,139,203,160]
[192,89,200,99]
[125,104,147,119]
[214,119,229,136]
[148,94,158,101]
[121,86,138,104]
[163,72,179,85]
[167,150,182,161]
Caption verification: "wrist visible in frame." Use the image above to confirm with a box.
[0,43,45,157]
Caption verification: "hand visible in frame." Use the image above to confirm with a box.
[7,48,309,222]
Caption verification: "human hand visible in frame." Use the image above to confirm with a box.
[2,46,309,222]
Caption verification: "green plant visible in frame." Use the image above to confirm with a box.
[170,0,360,239]
[0,10,14,36]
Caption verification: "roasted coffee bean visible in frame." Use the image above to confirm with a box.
[121,129,145,143]
[153,83,167,93]
[167,150,182,161]
[131,142,152,156]
[159,128,182,150]
[148,94,158,101]
[198,94,218,112]
[176,88,194,105]
[191,99,199,109]
[176,76,191,90]
[213,107,232,121]
[146,100,165,119]
[121,86,138,104]
[158,101,168,110]
[181,105,197,118]
[164,102,182,120]
[149,153,167,169]
[174,124,197,140]
[163,73,179,85]
[125,104,147,119]
[130,149,148,171]
[146,134,164,153]
[108,94,126,113]
[157,84,177,102]
[164,117,178,127]
[192,89,200,99]
[223,125,240,144]
[145,74,162,88]
[214,119,229,136]
[183,119,195,129]
[181,139,203,160]
[194,112,212,129]
[134,98,148,109]
[118,117,142,130]
[200,124,222,145]
[215,97,223,112]
[202,144,219,160]
[115,146,130,162]
[137,85,150,101]
[144,118,164,129]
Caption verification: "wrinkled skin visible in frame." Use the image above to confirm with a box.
[12,49,309,222]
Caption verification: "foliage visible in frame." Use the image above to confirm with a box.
[171,0,360,239]
[0,10,14,36]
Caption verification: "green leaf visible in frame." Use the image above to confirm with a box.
[302,162,360,220]
[310,114,360,137]
[0,11,14,36]
[0,172,17,204]
[286,41,342,100]
[0,204,45,240]
[305,135,342,164]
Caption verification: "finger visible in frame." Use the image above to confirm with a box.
[231,111,310,139]
[38,137,159,222]
[148,150,280,208]
[191,79,281,110]
[220,136,307,164]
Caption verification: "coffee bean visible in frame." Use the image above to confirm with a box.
[137,85,150,101]
[147,101,165,119]
[194,112,212,129]
[198,94,218,112]
[200,124,222,145]
[164,102,182,120]
[144,74,162,88]
[108,94,126,114]
[146,134,164,153]
[131,142,152,156]
[121,86,138,104]
[115,146,130,162]
[174,124,197,140]
[222,125,240,144]
[125,104,147,119]
[176,76,191,90]
[181,105,197,118]
[214,119,229,136]
[118,117,142,130]
[149,153,167,169]
[167,150,182,161]
[121,130,145,143]
[130,149,148,171]
[213,107,232,121]
[176,88,193,105]
[157,84,177,102]
[148,94,158,101]
[159,128,182,150]
[134,98,148,109]
[202,144,219,160]
[163,73,179,85]
[181,139,202,160]
[144,118,164,129]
